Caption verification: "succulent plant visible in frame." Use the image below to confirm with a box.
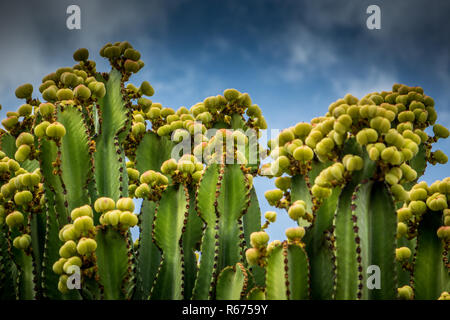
[0,41,267,300]
[255,87,450,300]
[0,42,448,300]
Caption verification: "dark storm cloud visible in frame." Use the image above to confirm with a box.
[0,0,181,107]
[0,0,448,112]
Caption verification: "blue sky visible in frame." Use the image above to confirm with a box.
[0,0,449,241]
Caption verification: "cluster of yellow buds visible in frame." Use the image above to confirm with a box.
[96,197,138,231]
[245,231,270,266]
[54,205,97,293]
[0,150,43,251]
[396,179,450,240]
[126,162,169,200]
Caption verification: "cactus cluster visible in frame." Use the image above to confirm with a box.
[0,41,449,300]
[255,85,449,300]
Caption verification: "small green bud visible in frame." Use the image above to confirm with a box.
[223,89,240,102]
[45,122,66,138]
[293,122,312,137]
[61,225,81,242]
[52,258,67,275]
[103,210,121,226]
[274,177,291,191]
[124,48,141,61]
[433,150,448,164]
[63,256,82,274]
[139,170,157,186]
[42,85,58,102]
[238,93,252,107]
[56,88,74,101]
[148,107,161,119]
[343,155,363,171]
[316,137,335,156]
[264,189,283,206]
[116,197,135,212]
[398,110,415,122]
[408,200,427,216]
[370,116,390,133]
[5,211,25,228]
[14,190,33,206]
[93,82,106,98]
[395,247,411,261]
[311,185,332,199]
[15,83,33,99]
[18,104,32,117]
[433,124,449,139]
[250,231,269,248]
[397,207,412,222]
[119,211,138,227]
[161,107,175,118]
[278,129,295,147]
[73,216,94,233]
[178,160,195,174]
[293,146,314,162]
[131,122,146,137]
[124,59,139,73]
[192,171,203,183]
[397,222,408,238]
[58,275,69,293]
[94,197,115,213]
[135,183,150,198]
[438,291,450,300]
[437,226,450,240]
[288,203,306,220]
[2,116,18,129]
[247,104,262,118]
[245,174,253,189]
[59,240,77,259]
[13,234,31,250]
[426,193,448,211]
[398,285,414,300]
[264,211,277,223]
[34,121,50,137]
[71,205,93,220]
[14,144,31,162]
[245,248,260,266]
[60,72,79,87]
[285,227,305,241]
[140,81,154,97]
[38,102,55,116]
[127,168,140,182]
[73,48,89,62]
[74,84,91,100]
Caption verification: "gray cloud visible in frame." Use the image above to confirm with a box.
[0,0,183,113]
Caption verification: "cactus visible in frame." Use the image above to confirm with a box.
[255,87,450,300]
[0,42,266,300]
[0,42,449,300]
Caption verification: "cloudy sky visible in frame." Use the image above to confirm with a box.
[1,0,449,241]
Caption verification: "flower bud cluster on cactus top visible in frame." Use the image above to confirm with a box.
[264,85,448,222]
[127,162,169,200]
[0,149,43,252]
[54,205,96,293]
[154,88,267,138]
[96,197,138,230]
[396,181,450,240]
